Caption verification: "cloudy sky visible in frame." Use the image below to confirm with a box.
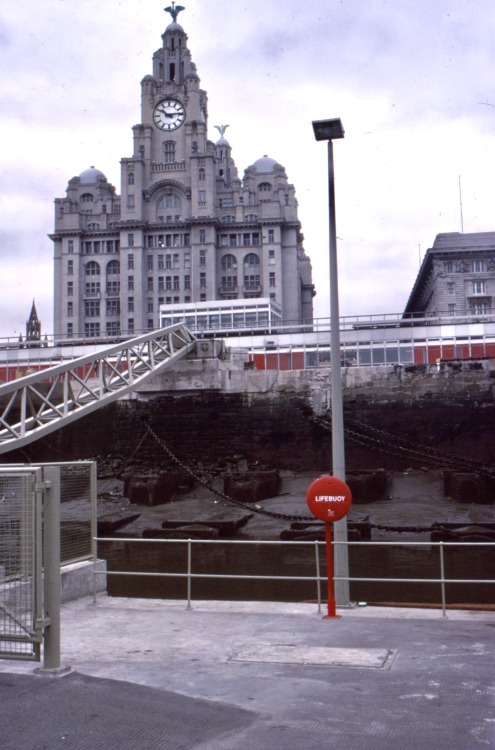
[1,0,495,338]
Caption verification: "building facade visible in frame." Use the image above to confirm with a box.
[404,232,495,318]
[51,5,314,341]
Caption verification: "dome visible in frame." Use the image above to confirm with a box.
[252,155,278,174]
[79,166,106,185]
[216,136,230,147]
[166,21,184,32]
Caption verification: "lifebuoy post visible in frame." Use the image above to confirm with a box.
[306,476,352,618]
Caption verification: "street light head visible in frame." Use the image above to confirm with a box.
[312,118,345,141]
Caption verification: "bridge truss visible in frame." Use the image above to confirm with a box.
[0,324,197,454]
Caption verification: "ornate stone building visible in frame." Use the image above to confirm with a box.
[51,4,315,340]
[404,232,495,317]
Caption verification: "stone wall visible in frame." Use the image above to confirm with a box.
[2,359,494,473]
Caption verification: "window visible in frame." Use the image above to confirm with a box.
[67,323,73,337]
[85,261,100,276]
[127,234,134,247]
[158,254,164,270]
[258,182,272,192]
[199,229,206,243]
[68,240,74,254]
[447,282,455,295]
[198,190,206,204]
[106,299,120,316]
[199,249,206,266]
[473,280,486,295]
[244,252,260,270]
[147,255,153,270]
[221,254,237,270]
[67,260,73,275]
[448,303,456,316]
[106,281,120,295]
[67,301,73,317]
[184,275,191,290]
[268,230,275,244]
[128,254,134,269]
[269,272,276,288]
[67,282,73,296]
[81,193,94,203]
[106,321,121,336]
[165,254,172,269]
[184,253,191,269]
[157,193,181,211]
[163,141,176,164]
[127,195,135,209]
[445,261,453,273]
[128,276,134,291]
[198,167,205,181]
[128,172,135,186]
[85,281,100,296]
[200,272,206,288]
[473,302,489,315]
[128,319,134,333]
[147,277,154,291]
[165,277,172,291]
[84,300,100,317]
[173,253,180,268]
[128,297,134,312]
[473,260,485,273]
[106,260,120,276]
[147,300,154,313]
[173,276,180,290]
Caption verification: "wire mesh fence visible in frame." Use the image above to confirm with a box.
[0,470,42,659]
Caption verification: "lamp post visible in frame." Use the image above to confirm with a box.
[312,118,350,606]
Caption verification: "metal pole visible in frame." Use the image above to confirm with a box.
[39,467,70,674]
[327,139,350,606]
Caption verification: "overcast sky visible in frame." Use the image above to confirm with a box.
[1,0,495,338]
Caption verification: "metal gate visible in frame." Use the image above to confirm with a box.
[0,469,43,661]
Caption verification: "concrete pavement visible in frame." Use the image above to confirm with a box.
[0,596,494,749]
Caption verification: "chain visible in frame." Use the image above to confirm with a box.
[144,423,315,522]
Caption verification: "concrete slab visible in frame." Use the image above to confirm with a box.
[230,644,395,668]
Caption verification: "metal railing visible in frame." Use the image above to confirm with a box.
[94,536,495,618]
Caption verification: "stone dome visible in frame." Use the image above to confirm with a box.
[252,155,278,174]
[79,166,106,185]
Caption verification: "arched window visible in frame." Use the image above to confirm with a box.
[198,167,206,181]
[163,141,176,164]
[221,215,235,223]
[128,172,135,186]
[85,261,100,276]
[258,182,272,192]
[243,253,260,270]
[221,254,237,271]
[81,193,94,202]
[157,193,181,210]
[106,260,120,276]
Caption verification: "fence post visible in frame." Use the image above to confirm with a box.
[186,539,192,610]
[315,541,322,614]
[439,542,447,618]
[38,467,70,674]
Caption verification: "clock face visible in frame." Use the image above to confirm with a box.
[153,99,186,131]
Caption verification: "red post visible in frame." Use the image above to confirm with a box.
[306,476,352,620]
[323,522,340,619]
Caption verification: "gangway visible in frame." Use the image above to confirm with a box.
[0,324,197,454]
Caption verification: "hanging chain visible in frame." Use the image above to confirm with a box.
[144,423,315,522]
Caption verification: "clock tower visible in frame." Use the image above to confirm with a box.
[51,3,315,341]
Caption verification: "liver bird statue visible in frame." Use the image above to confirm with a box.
[165,3,185,23]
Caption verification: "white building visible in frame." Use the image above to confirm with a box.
[51,4,315,341]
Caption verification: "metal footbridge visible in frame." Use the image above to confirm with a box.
[0,324,197,454]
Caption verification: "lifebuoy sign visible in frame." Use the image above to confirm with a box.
[306,475,352,522]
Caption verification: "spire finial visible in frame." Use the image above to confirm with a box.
[164,3,185,23]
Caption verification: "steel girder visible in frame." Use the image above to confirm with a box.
[0,324,197,454]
